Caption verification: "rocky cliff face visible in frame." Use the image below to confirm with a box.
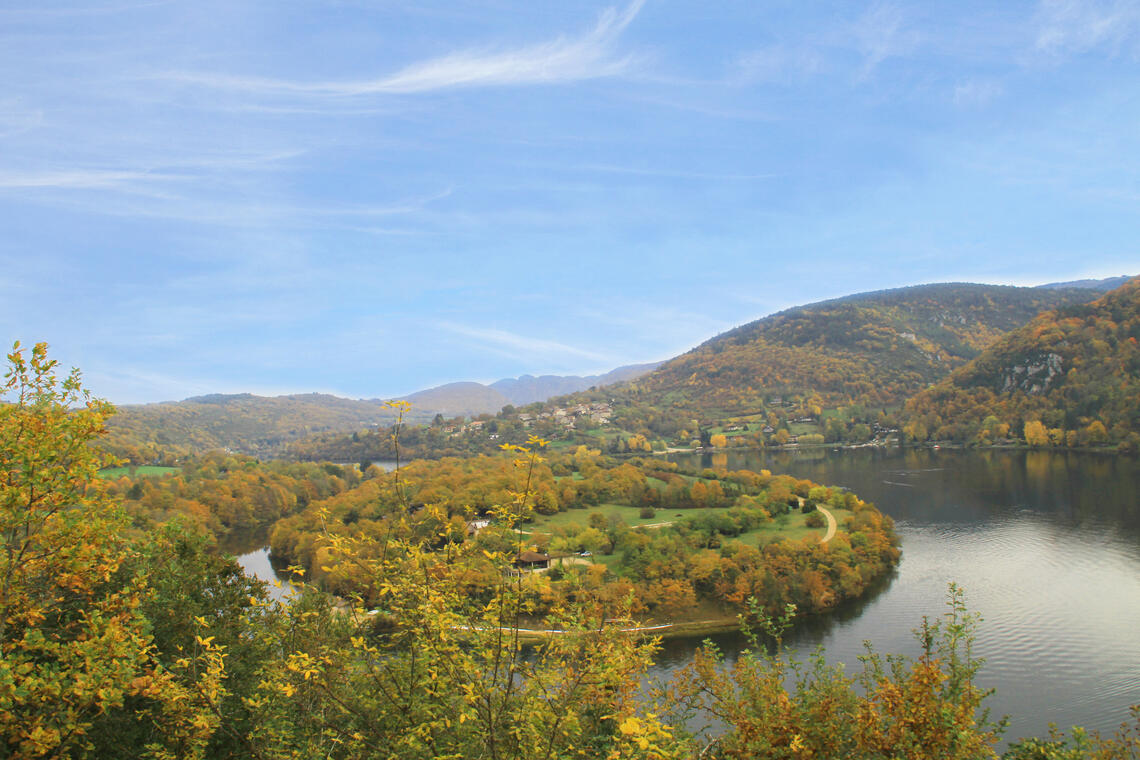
[1001,352,1064,394]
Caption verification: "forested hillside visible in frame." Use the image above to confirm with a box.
[621,283,1100,418]
[103,392,408,462]
[103,452,360,538]
[903,276,1140,449]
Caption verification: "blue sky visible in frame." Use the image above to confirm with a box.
[2,0,1137,404]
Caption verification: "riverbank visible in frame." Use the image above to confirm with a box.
[483,616,744,644]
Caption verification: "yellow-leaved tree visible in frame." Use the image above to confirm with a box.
[0,343,223,759]
[241,416,689,759]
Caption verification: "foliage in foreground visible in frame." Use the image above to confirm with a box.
[669,589,1007,759]
[2,342,1137,759]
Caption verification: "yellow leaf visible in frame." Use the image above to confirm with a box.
[619,717,642,735]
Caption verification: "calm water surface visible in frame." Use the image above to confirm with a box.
[234,448,1140,743]
[662,447,1140,743]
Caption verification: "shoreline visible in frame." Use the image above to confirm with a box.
[465,616,744,644]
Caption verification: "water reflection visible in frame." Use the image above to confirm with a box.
[660,447,1140,743]
[221,527,300,603]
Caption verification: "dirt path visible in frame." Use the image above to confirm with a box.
[817,505,837,544]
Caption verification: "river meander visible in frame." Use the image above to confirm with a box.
[234,448,1140,744]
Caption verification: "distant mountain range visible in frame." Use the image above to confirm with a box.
[391,362,664,416]
[490,363,662,406]
[103,362,661,459]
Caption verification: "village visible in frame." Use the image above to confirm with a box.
[439,402,615,436]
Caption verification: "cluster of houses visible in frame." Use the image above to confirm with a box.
[436,403,615,438]
[516,402,613,429]
[439,419,499,439]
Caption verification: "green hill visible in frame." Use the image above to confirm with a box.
[902,276,1140,449]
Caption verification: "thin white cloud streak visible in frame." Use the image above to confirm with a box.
[572,164,777,181]
[310,188,455,217]
[1035,0,1140,55]
[953,79,1003,106]
[0,159,450,227]
[159,0,646,96]
[436,322,618,365]
[852,2,921,78]
[0,150,303,196]
[0,169,181,190]
[0,2,173,18]
[727,3,919,87]
[731,46,826,84]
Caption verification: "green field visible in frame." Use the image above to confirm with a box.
[709,422,760,437]
[97,465,181,479]
[732,506,852,546]
[523,502,846,545]
[524,503,714,532]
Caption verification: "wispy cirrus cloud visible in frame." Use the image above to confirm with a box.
[0,169,186,192]
[161,0,646,97]
[0,2,174,18]
[731,45,827,84]
[1035,0,1140,56]
[436,322,618,365]
[728,2,919,86]
[953,79,1004,106]
[0,148,303,195]
[573,163,777,181]
[852,2,921,77]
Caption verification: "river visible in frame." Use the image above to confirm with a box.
[235,448,1140,744]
